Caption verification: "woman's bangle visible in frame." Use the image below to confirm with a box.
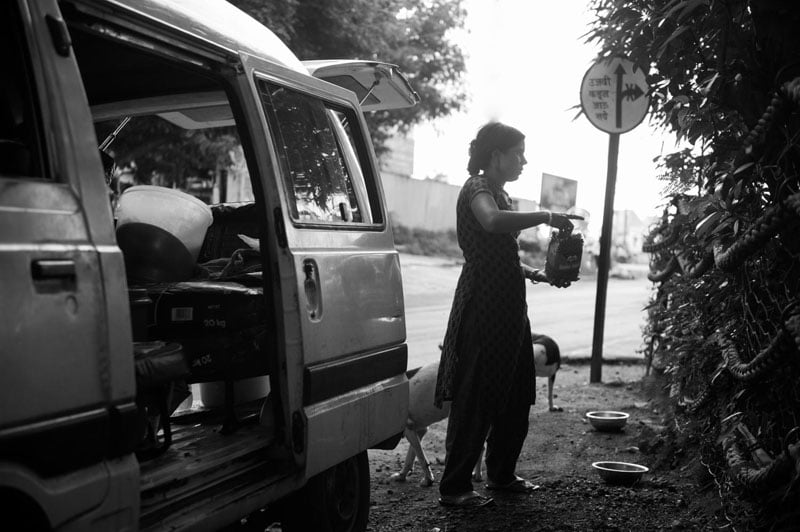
[545,211,552,225]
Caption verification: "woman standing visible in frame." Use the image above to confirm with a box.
[435,122,578,508]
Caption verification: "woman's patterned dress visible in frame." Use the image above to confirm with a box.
[435,175,535,413]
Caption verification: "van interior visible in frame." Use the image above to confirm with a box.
[67,11,289,527]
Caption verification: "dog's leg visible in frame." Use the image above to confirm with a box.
[548,374,563,412]
[472,443,485,482]
[391,361,452,487]
[405,427,436,487]
[389,427,419,482]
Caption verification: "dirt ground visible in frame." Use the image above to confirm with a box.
[365,361,720,532]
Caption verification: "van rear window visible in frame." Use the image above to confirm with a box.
[258,80,380,226]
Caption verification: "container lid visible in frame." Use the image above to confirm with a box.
[120,185,212,216]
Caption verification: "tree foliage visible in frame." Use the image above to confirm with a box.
[97,118,239,188]
[587,1,800,529]
[229,0,467,144]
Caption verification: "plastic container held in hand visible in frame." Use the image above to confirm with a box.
[115,185,213,282]
[545,229,584,285]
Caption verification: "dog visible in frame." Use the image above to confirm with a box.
[530,333,563,413]
[389,334,562,487]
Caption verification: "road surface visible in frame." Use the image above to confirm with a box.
[399,254,653,370]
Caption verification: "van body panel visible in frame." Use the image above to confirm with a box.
[0,0,131,433]
[241,50,408,460]
[26,0,120,247]
[97,246,137,402]
[304,374,408,478]
[246,63,408,362]
[238,51,309,463]
[0,455,139,530]
[297,248,405,362]
[303,344,407,405]
[2,1,134,527]
[86,0,306,73]
[1,241,105,423]
[36,1,141,412]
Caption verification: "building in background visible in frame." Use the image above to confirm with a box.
[379,133,415,180]
[378,133,538,237]
[378,134,651,263]
[612,209,647,263]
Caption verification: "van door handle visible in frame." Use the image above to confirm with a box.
[303,259,322,320]
[32,259,76,280]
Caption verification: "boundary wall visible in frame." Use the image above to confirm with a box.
[381,174,539,234]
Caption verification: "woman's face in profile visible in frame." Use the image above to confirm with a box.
[497,140,527,182]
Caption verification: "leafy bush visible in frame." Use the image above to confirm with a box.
[587,2,800,529]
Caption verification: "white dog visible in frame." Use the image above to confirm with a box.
[530,333,563,414]
[390,335,562,487]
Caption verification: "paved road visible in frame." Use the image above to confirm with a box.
[399,254,653,370]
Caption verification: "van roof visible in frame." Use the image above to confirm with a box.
[101,0,306,73]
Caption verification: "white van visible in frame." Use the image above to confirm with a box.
[0,1,415,530]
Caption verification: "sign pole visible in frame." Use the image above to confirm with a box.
[580,56,649,384]
[590,132,619,383]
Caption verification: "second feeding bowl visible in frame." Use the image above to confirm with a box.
[587,411,629,432]
[592,461,649,486]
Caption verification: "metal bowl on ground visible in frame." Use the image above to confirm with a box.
[592,461,649,486]
[586,411,629,432]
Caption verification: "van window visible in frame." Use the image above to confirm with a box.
[258,80,378,225]
[0,2,46,179]
[65,21,253,210]
[94,113,252,209]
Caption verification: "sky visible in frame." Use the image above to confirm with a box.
[411,0,680,236]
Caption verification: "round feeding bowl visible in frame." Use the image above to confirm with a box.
[592,461,649,486]
[586,411,629,432]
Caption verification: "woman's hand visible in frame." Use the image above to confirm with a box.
[549,278,572,289]
[525,268,572,288]
[549,212,583,232]
[525,269,548,284]
[523,266,572,288]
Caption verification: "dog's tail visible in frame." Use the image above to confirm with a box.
[407,344,445,380]
[531,333,561,366]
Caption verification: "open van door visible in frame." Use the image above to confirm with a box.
[0,1,138,527]
[0,0,135,465]
[303,60,420,111]
[238,55,410,480]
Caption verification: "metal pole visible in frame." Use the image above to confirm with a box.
[590,133,619,383]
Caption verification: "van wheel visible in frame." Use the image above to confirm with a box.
[281,451,370,532]
[0,489,50,531]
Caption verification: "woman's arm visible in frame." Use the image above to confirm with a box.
[470,192,575,233]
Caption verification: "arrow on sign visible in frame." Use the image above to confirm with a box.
[614,63,646,128]
[614,64,625,128]
[622,83,645,102]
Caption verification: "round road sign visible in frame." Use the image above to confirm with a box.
[580,57,650,134]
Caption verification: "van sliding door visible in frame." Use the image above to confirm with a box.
[238,54,407,476]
